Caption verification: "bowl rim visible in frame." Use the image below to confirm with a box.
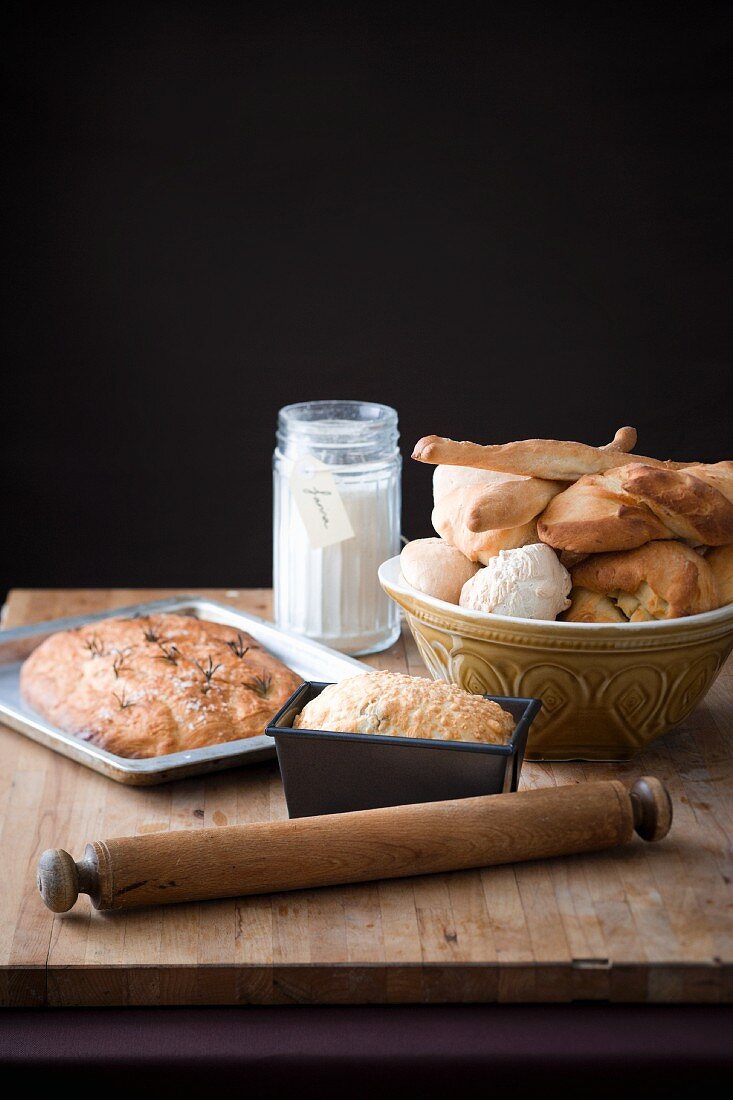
[378,554,733,634]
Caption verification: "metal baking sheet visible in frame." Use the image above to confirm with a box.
[0,595,368,785]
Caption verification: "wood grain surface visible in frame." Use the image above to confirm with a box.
[1,589,731,1006]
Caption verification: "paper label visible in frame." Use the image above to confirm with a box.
[289,456,355,549]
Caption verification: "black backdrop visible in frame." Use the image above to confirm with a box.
[3,2,732,595]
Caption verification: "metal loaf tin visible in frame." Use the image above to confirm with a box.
[266,682,542,817]
[0,597,367,785]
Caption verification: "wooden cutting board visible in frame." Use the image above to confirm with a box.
[1,589,731,1006]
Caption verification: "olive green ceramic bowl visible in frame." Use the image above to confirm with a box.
[378,555,733,760]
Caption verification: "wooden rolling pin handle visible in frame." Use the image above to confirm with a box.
[37,777,672,914]
[37,845,99,914]
[629,776,672,841]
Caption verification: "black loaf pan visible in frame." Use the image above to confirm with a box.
[266,681,542,818]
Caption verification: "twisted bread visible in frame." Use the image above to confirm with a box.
[539,462,733,554]
[563,541,718,622]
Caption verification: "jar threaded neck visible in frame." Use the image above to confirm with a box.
[277,400,399,464]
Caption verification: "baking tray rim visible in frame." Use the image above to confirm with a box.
[0,594,368,779]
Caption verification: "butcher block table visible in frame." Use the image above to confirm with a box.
[1,589,731,1008]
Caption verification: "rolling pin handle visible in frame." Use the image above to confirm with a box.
[37,846,100,912]
[630,776,673,842]
[37,849,80,913]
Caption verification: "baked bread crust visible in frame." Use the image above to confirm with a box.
[563,541,718,622]
[400,538,480,604]
[561,588,626,623]
[539,462,733,553]
[537,470,671,553]
[431,478,560,563]
[293,671,515,744]
[622,463,733,544]
[412,427,687,480]
[432,464,526,506]
[20,613,302,758]
[462,477,564,533]
[433,512,539,564]
[706,543,733,606]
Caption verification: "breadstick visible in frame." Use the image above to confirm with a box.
[604,426,637,452]
[446,428,637,533]
[412,428,687,481]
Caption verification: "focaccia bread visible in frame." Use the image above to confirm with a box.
[294,671,515,744]
[20,613,303,758]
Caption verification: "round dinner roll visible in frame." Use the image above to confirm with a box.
[400,538,481,604]
[459,543,571,620]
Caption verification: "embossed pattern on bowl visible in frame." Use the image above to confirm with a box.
[378,556,733,760]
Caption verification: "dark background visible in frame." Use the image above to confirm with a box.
[3,2,732,596]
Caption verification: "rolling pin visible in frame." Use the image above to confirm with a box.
[37,777,671,914]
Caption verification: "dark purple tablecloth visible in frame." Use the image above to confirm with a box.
[2,1005,731,1092]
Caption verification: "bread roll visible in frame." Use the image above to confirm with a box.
[562,588,626,624]
[563,541,718,622]
[432,478,561,563]
[294,671,515,744]
[433,465,525,506]
[622,462,733,544]
[400,538,480,604]
[538,469,670,554]
[539,462,733,554]
[706,543,733,606]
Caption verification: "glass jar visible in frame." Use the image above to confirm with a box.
[273,400,401,655]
